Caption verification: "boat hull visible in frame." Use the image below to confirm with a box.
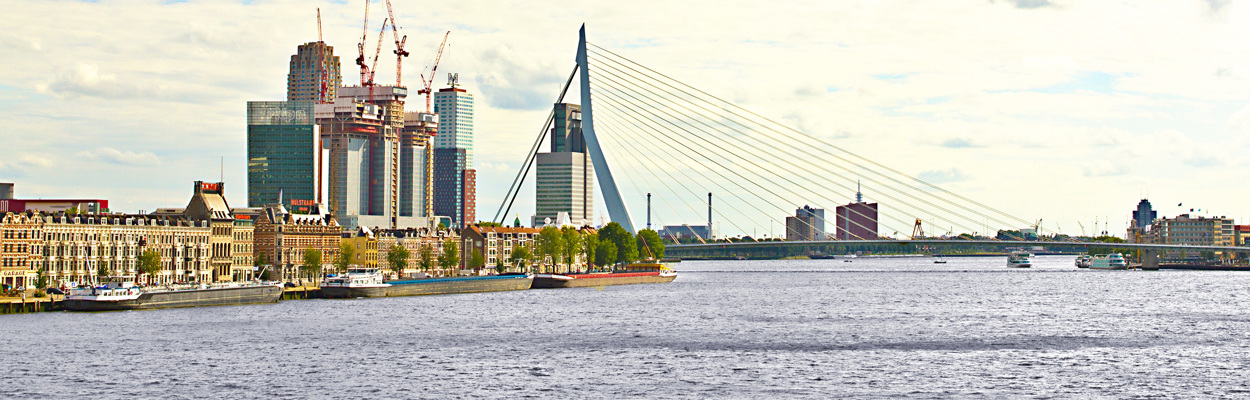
[63,285,283,312]
[532,272,677,289]
[320,275,533,298]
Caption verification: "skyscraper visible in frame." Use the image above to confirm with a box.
[247,101,323,209]
[287,42,342,103]
[402,112,437,219]
[318,85,428,231]
[434,148,472,228]
[534,103,593,227]
[1132,199,1157,229]
[433,83,475,227]
[434,86,474,166]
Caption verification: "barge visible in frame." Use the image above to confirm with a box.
[532,262,677,289]
[320,268,533,298]
[63,279,282,312]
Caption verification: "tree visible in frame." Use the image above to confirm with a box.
[438,238,460,272]
[477,221,503,227]
[562,227,582,270]
[300,248,323,282]
[536,226,565,272]
[511,244,532,272]
[495,257,505,274]
[337,242,356,273]
[96,263,110,283]
[418,244,435,273]
[636,229,665,260]
[34,267,49,290]
[598,222,638,263]
[469,249,485,270]
[595,240,617,267]
[386,244,409,279]
[137,250,162,285]
[583,232,597,270]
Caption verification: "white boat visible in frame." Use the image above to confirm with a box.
[1075,255,1092,268]
[1089,254,1128,270]
[1007,251,1032,268]
[321,268,390,289]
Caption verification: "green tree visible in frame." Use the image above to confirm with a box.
[562,227,582,270]
[636,229,665,260]
[438,238,460,271]
[96,263,110,283]
[419,244,435,273]
[583,232,597,270]
[469,249,486,270]
[300,248,323,282]
[477,221,503,227]
[387,244,410,279]
[536,226,565,272]
[495,257,505,274]
[137,250,162,285]
[336,242,356,273]
[598,222,638,263]
[34,267,49,290]
[595,240,617,267]
[511,244,532,272]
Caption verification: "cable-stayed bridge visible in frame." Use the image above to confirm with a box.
[496,26,1246,259]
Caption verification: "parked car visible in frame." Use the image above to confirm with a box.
[45,288,65,295]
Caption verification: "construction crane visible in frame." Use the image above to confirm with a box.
[317,8,329,103]
[417,31,450,113]
[385,0,409,86]
[356,0,370,87]
[368,18,388,86]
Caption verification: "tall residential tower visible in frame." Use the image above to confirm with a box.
[287,42,342,103]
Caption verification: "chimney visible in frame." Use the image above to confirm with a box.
[707,192,713,239]
[647,193,652,230]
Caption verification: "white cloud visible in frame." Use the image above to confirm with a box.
[75,148,161,167]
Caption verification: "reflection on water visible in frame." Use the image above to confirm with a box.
[4,255,1249,398]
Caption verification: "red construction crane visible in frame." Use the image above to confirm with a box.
[385,0,409,87]
[368,18,387,86]
[355,0,370,87]
[417,31,450,113]
[317,8,328,103]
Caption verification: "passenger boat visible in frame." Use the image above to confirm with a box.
[63,277,283,312]
[1006,251,1032,268]
[320,268,533,298]
[1075,255,1092,268]
[1089,253,1128,270]
[532,262,677,289]
[933,255,947,264]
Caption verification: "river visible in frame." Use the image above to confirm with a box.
[3,255,1250,398]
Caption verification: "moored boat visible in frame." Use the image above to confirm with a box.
[1075,255,1092,268]
[320,268,533,298]
[1007,251,1032,268]
[532,262,677,289]
[1089,253,1128,270]
[63,278,283,312]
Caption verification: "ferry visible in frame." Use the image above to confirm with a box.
[320,268,533,298]
[1089,253,1128,270]
[63,277,283,312]
[1075,255,1092,268]
[1006,251,1032,268]
[532,261,677,289]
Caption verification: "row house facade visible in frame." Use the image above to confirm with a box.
[461,225,541,274]
[376,227,459,278]
[1,212,43,289]
[42,214,212,286]
[254,202,341,283]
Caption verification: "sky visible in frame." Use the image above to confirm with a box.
[2,0,1249,238]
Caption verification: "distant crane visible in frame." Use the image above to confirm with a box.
[385,0,409,86]
[317,8,329,103]
[356,0,370,87]
[369,18,388,86]
[417,31,450,113]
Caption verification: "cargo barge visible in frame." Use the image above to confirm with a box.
[320,268,533,298]
[63,279,283,312]
[532,262,677,289]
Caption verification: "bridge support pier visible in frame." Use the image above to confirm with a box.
[1142,250,1160,270]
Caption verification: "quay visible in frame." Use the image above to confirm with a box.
[1,294,62,314]
[283,285,322,300]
